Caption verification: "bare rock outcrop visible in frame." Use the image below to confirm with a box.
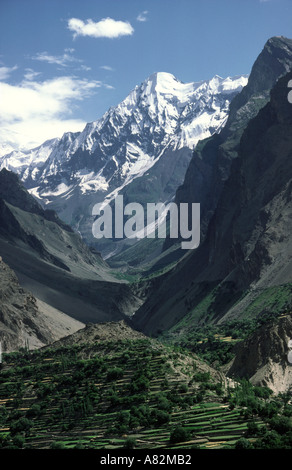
[226,314,292,393]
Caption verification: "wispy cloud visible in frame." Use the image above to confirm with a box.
[68,17,134,39]
[32,50,81,67]
[0,65,18,80]
[24,68,42,81]
[80,64,92,72]
[104,84,115,90]
[0,76,103,151]
[137,11,149,22]
[100,65,115,71]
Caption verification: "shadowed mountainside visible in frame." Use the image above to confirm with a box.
[0,169,142,328]
[133,69,292,337]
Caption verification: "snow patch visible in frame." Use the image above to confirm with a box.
[41,183,73,197]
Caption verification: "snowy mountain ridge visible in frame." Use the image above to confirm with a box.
[1,72,247,185]
[0,71,248,253]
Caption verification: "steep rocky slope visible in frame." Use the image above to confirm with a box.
[0,257,84,352]
[121,37,292,273]
[169,36,292,245]
[226,314,292,394]
[133,68,292,336]
[0,169,142,325]
[0,167,73,232]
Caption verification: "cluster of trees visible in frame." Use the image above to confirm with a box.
[106,402,171,435]
[236,415,292,449]
[168,313,285,367]
[0,432,25,449]
[227,380,281,419]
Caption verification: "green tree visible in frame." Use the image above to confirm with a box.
[123,437,136,449]
[10,417,33,435]
[255,430,281,449]
[51,441,66,449]
[27,404,41,418]
[169,427,190,444]
[107,367,124,381]
[246,420,259,436]
[235,438,252,449]
[12,434,25,448]
[269,416,292,435]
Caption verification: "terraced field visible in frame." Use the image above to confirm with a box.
[0,337,272,449]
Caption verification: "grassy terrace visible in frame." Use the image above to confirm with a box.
[0,338,290,449]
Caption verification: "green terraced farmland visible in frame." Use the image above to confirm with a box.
[0,337,290,450]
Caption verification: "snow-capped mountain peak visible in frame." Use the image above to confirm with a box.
[0,71,248,253]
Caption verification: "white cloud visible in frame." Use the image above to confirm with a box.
[0,119,86,154]
[32,50,92,73]
[32,50,81,67]
[104,84,115,90]
[0,65,18,80]
[137,11,149,22]
[68,17,134,39]
[100,65,114,71]
[24,68,42,81]
[0,76,102,152]
[80,64,92,72]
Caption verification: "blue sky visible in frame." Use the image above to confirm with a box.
[0,0,291,152]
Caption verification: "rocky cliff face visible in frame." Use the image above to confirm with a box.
[133,68,292,336]
[0,253,88,353]
[205,69,292,289]
[168,36,292,247]
[0,256,54,351]
[226,314,292,394]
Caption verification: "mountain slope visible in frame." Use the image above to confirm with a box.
[0,73,247,257]
[226,314,292,393]
[168,36,292,248]
[110,37,292,268]
[0,322,234,450]
[133,68,292,336]
[1,318,291,449]
[45,319,146,348]
[0,169,141,325]
[0,256,84,352]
